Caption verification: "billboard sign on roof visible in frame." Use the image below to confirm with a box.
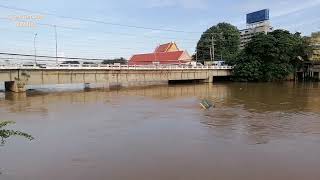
[246,9,269,24]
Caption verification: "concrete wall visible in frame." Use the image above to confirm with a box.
[0,69,231,92]
[0,69,230,84]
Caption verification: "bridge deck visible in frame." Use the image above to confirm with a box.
[0,64,233,70]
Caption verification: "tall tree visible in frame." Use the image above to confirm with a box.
[232,30,310,81]
[196,22,240,63]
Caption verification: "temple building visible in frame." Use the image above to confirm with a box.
[128,42,192,65]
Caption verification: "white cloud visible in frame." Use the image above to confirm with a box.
[271,0,320,19]
[233,0,320,19]
[143,0,209,9]
[225,0,320,32]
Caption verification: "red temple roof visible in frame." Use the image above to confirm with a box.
[129,51,183,63]
[154,42,179,53]
[154,43,171,53]
[129,42,191,65]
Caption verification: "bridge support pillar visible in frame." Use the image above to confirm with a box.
[204,76,213,83]
[84,83,91,90]
[4,80,27,93]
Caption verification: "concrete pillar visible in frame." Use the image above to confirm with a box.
[5,92,27,101]
[84,83,91,90]
[4,80,27,93]
[204,76,213,83]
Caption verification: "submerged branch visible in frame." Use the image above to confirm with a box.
[0,121,34,146]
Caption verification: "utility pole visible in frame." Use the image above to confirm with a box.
[154,43,159,64]
[220,32,224,61]
[211,36,215,62]
[209,47,212,61]
[195,49,198,62]
[34,33,37,64]
[54,25,58,65]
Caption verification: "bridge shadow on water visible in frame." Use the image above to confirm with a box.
[1,82,319,113]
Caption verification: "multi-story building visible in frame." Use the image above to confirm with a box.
[240,21,273,49]
[239,9,273,49]
[308,32,320,61]
[297,32,320,81]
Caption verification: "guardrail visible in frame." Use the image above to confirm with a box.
[0,64,233,70]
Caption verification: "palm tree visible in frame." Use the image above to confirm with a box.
[0,121,34,146]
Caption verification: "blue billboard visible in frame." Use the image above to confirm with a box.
[246,9,269,24]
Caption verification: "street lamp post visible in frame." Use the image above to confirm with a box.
[34,33,38,65]
[211,36,215,61]
[54,25,58,65]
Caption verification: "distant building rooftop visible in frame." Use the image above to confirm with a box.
[129,42,191,65]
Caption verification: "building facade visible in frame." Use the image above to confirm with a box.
[308,32,320,61]
[297,32,320,81]
[240,22,273,49]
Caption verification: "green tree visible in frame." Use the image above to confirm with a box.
[0,121,34,146]
[232,30,309,81]
[232,52,263,81]
[196,22,240,63]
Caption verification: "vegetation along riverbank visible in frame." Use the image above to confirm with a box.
[195,23,312,82]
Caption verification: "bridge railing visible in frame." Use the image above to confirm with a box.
[0,63,233,70]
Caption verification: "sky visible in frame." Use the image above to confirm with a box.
[0,0,319,61]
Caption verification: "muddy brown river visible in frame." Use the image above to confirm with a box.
[1,82,320,180]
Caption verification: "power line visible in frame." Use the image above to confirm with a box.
[0,25,198,58]
[0,9,203,58]
[0,40,141,58]
[0,4,201,34]
[0,52,122,61]
[0,4,235,52]
[0,17,199,42]
[0,28,153,49]
[0,47,134,57]
[0,46,133,55]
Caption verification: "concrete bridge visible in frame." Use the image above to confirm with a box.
[0,64,232,92]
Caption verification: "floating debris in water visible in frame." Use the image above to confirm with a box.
[200,99,214,109]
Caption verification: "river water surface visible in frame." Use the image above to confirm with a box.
[1,82,320,180]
